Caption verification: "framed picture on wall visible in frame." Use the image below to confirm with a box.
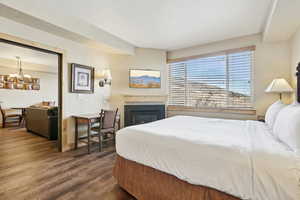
[129,69,161,88]
[71,63,94,93]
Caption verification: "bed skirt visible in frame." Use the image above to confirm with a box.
[113,155,241,200]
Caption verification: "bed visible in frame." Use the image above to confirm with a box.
[113,65,300,200]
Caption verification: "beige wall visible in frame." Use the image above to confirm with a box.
[290,26,300,101]
[168,34,291,117]
[0,17,168,150]
[108,48,167,126]
[0,17,112,151]
[1,15,295,149]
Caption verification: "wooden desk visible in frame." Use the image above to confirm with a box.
[72,113,120,153]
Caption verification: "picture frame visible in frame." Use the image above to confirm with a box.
[71,63,94,93]
[129,69,161,88]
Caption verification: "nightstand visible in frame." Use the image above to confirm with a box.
[257,115,265,122]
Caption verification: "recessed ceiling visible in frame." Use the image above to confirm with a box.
[263,0,300,42]
[1,0,273,50]
[71,0,273,50]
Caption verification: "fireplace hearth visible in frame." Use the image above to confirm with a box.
[124,104,165,127]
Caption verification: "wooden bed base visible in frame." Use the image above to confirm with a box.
[114,155,240,200]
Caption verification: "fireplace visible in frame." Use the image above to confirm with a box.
[124,104,165,127]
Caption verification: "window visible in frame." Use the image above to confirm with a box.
[168,47,254,109]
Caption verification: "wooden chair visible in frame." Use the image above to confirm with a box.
[92,108,118,152]
[0,105,22,128]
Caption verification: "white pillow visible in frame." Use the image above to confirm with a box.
[265,100,286,128]
[273,103,300,152]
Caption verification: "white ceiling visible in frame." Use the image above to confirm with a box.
[0,0,273,50]
[0,42,58,72]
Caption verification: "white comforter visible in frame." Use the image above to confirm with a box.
[116,116,300,200]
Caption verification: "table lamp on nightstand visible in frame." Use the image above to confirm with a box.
[265,78,293,100]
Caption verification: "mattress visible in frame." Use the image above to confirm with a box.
[116,116,300,200]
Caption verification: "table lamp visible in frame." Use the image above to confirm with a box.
[265,78,293,100]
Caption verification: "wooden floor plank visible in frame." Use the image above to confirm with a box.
[0,128,135,200]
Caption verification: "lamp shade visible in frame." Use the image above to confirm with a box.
[265,78,293,93]
[103,69,112,80]
[95,69,112,80]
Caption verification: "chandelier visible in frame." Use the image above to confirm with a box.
[9,56,31,81]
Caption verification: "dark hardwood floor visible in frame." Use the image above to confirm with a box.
[0,128,135,200]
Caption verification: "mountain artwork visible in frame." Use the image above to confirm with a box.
[129,69,161,88]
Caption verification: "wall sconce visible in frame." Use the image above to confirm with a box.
[96,69,112,87]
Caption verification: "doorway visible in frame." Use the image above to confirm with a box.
[0,35,63,151]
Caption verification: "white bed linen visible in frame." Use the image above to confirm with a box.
[116,116,300,200]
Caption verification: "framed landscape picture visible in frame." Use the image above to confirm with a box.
[71,63,94,93]
[129,69,161,88]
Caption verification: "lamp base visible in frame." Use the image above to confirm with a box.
[99,81,104,87]
[99,79,111,87]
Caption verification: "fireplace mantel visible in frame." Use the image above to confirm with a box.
[122,94,167,104]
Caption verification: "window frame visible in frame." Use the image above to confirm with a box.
[167,46,255,110]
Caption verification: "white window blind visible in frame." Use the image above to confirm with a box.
[168,49,254,108]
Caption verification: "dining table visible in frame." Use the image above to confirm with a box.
[11,107,27,128]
